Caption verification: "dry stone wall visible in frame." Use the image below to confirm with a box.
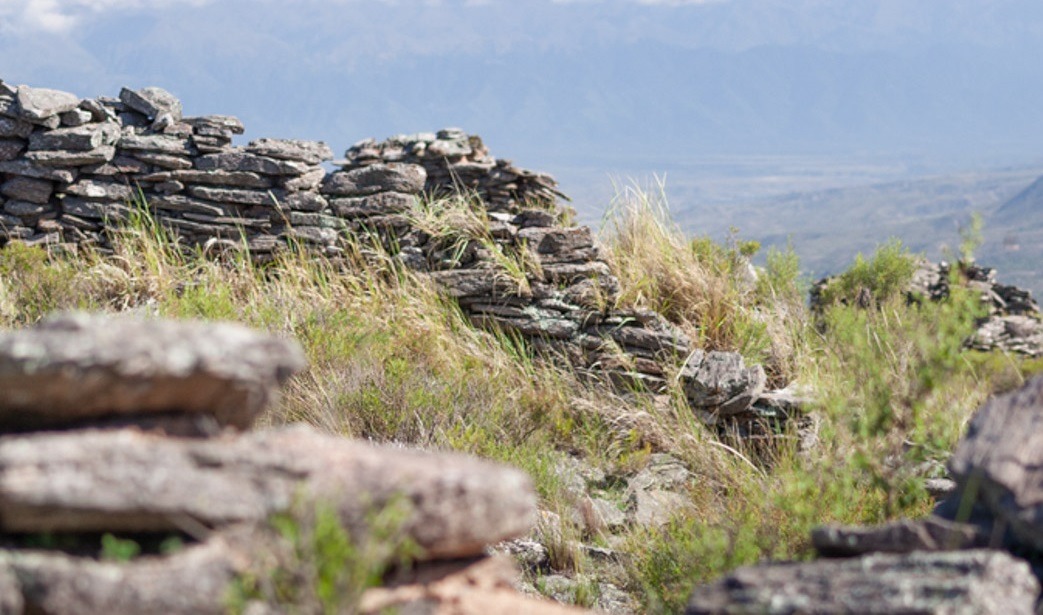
[0,79,781,429]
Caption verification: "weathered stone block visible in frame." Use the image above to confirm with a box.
[0,312,306,430]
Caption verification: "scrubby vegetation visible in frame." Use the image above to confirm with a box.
[1,186,1041,613]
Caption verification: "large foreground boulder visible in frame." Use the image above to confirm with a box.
[0,424,535,560]
[947,374,1043,552]
[0,312,306,431]
[686,550,1039,614]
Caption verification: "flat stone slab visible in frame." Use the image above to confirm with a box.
[686,550,1039,614]
[2,530,245,615]
[948,375,1043,552]
[119,86,183,122]
[0,424,536,559]
[321,163,427,197]
[0,312,306,431]
[812,516,993,557]
[245,138,333,165]
[13,86,80,122]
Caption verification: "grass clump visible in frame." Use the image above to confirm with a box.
[600,180,807,384]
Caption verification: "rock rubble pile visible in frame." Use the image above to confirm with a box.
[0,79,787,434]
[686,374,1043,614]
[813,257,1043,358]
[0,312,584,614]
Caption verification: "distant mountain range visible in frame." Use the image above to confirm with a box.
[644,165,1043,298]
[4,0,1043,170]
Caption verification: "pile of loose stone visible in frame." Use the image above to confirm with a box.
[342,129,567,212]
[687,374,1043,614]
[813,257,1043,358]
[0,312,587,614]
[0,78,785,438]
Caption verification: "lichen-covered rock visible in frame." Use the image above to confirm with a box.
[0,312,306,431]
[680,350,766,416]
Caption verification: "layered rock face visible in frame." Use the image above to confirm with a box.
[0,312,586,614]
[686,375,1043,614]
[0,79,784,431]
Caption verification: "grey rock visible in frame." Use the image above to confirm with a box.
[60,107,93,127]
[14,86,80,121]
[29,122,120,151]
[623,455,692,528]
[64,179,134,201]
[0,312,306,430]
[0,159,74,183]
[494,539,550,571]
[280,191,328,212]
[0,563,22,614]
[61,197,132,221]
[321,163,427,197]
[812,516,993,557]
[430,268,509,298]
[681,350,766,416]
[0,138,24,161]
[330,191,416,218]
[131,151,194,170]
[141,169,272,189]
[281,166,326,191]
[6,531,245,615]
[119,86,183,121]
[948,375,1043,552]
[186,185,277,207]
[0,176,52,204]
[196,151,310,176]
[25,145,116,167]
[968,315,1043,358]
[589,497,627,531]
[184,114,244,136]
[517,226,594,256]
[3,200,51,217]
[82,155,149,176]
[0,116,33,138]
[0,424,536,559]
[686,550,1039,615]
[246,138,333,165]
[119,133,194,155]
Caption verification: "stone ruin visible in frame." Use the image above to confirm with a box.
[0,79,780,434]
[687,374,1043,614]
[0,311,588,614]
[812,258,1043,358]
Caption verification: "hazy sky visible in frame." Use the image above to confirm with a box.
[3,0,1043,180]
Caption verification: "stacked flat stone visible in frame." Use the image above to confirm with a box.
[0,82,96,247]
[0,312,550,614]
[340,128,567,213]
[0,78,787,436]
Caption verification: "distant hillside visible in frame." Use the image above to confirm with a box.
[993,175,1043,225]
[657,167,1043,298]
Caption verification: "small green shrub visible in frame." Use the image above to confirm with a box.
[814,239,918,309]
[227,498,419,615]
[100,533,141,562]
